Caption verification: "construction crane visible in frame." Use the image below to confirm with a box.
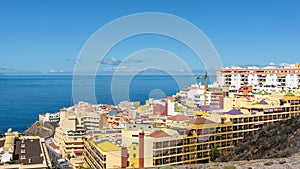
[195,74,216,105]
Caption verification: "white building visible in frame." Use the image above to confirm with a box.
[216,64,300,91]
[177,83,222,107]
[43,112,60,123]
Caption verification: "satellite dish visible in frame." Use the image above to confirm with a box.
[1,152,10,163]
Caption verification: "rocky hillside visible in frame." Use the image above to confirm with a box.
[168,153,300,169]
[219,116,300,162]
[24,121,55,138]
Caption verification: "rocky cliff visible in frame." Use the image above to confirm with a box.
[24,121,55,138]
[219,116,300,162]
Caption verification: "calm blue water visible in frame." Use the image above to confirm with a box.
[0,75,199,133]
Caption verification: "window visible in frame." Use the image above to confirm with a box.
[133,154,136,158]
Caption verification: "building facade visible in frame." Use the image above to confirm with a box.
[82,90,300,168]
[216,64,300,91]
[177,83,223,108]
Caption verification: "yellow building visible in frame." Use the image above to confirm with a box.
[84,140,122,169]
[221,91,300,145]
[82,92,300,168]
[84,120,234,168]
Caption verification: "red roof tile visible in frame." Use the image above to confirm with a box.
[153,105,167,115]
[49,142,59,149]
[149,130,169,138]
[190,117,215,125]
[168,114,192,121]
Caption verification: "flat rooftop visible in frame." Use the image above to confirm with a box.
[0,138,45,166]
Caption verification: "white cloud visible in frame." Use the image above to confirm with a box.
[280,63,289,67]
[99,57,121,65]
[269,62,275,66]
[47,69,65,73]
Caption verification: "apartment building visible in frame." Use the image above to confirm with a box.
[52,102,104,168]
[177,83,223,108]
[0,129,52,169]
[216,64,300,91]
[84,139,122,169]
[53,108,77,155]
[83,119,234,168]
[80,112,103,131]
[51,108,85,168]
[39,112,60,123]
[221,90,300,145]
[85,129,122,146]
[62,125,85,168]
[82,90,300,168]
[83,128,125,169]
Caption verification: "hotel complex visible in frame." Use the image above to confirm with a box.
[216,63,300,92]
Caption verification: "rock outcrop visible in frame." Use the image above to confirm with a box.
[24,121,55,138]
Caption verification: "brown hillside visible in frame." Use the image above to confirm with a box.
[219,116,300,162]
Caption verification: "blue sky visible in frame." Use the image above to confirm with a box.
[1,0,300,74]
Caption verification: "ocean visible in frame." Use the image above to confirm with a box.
[0,75,203,133]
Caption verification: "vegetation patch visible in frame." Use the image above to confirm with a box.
[211,147,220,161]
[223,166,236,169]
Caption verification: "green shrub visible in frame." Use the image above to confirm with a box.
[67,153,71,160]
[223,166,236,169]
[280,148,293,157]
[211,147,220,161]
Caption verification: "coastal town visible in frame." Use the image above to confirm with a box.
[1,63,300,169]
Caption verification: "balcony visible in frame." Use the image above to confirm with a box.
[154,142,162,149]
